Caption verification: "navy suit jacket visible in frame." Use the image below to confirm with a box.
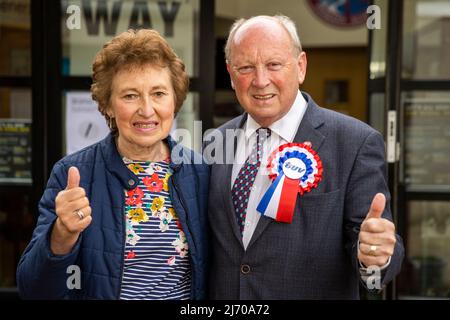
[206,92,404,299]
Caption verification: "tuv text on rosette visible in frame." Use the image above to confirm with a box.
[256,142,323,223]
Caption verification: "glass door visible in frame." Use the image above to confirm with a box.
[397,0,450,299]
[368,0,450,299]
[0,0,34,294]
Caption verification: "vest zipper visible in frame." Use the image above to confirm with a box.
[118,190,126,299]
[170,173,197,299]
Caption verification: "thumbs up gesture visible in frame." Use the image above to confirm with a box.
[51,167,92,254]
[358,193,397,267]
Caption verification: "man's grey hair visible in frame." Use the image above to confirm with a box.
[224,15,303,63]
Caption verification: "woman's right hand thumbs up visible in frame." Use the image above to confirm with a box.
[51,167,92,255]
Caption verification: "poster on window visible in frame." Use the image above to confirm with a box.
[0,119,32,184]
[404,99,450,188]
[65,91,110,155]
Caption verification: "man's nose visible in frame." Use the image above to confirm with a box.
[138,98,156,117]
[252,65,271,88]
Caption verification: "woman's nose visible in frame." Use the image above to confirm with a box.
[138,98,156,117]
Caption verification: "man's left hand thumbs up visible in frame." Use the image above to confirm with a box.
[358,193,397,267]
[365,193,385,220]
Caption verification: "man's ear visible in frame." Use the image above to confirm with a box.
[297,51,307,85]
[226,62,232,74]
[226,62,235,90]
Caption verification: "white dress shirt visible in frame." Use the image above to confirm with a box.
[231,90,308,249]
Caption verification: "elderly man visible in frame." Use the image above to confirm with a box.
[206,15,404,299]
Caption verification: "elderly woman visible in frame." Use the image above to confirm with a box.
[16,29,209,300]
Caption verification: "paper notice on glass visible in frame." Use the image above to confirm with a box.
[66,92,110,155]
[0,119,32,184]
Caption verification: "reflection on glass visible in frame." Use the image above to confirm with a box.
[403,0,450,79]
[398,201,450,298]
[369,0,388,79]
[213,90,242,128]
[0,88,33,289]
[0,0,31,76]
[61,0,199,77]
[0,88,32,185]
[403,91,450,189]
[171,92,201,153]
[0,191,34,287]
[62,91,110,155]
[369,93,385,136]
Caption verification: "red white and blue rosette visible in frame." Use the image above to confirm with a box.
[256,143,323,223]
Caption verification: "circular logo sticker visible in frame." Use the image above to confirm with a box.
[307,0,369,27]
[282,158,306,179]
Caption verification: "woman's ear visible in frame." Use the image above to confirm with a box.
[106,108,114,118]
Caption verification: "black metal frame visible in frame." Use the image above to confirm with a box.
[384,0,403,300]
[401,80,450,91]
[30,0,45,213]
[29,0,63,210]
[0,77,31,87]
[198,0,215,131]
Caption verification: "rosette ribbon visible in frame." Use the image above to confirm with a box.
[256,143,323,223]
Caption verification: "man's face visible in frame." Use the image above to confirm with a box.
[227,19,307,127]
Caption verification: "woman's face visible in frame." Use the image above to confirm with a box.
[109,64,175,157]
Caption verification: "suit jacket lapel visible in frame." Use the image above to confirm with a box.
[292,97,326,151]
[222,161,244,244]
[222,114,248,245]
[247,92,326,249]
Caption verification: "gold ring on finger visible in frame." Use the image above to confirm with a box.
[75,209,85,220]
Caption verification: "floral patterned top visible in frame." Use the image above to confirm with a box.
[119,157,191,300]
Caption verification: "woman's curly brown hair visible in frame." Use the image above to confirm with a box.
[91,29,189,132]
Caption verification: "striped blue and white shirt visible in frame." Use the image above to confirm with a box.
[119,158,191,300]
